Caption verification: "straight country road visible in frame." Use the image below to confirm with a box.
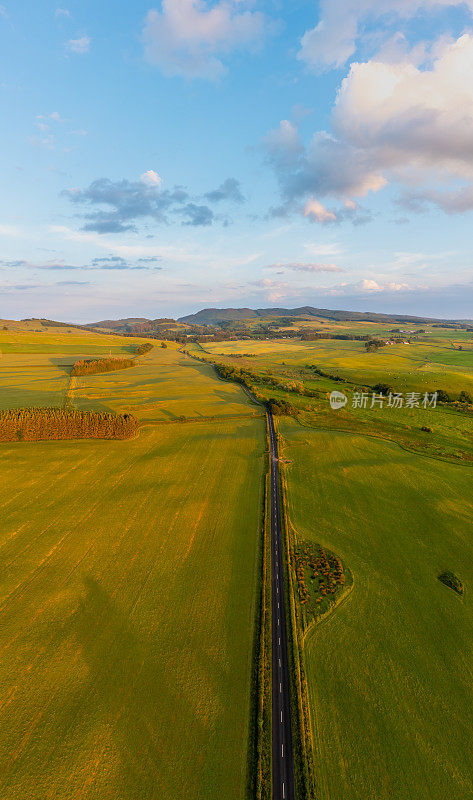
[268,410,295,800]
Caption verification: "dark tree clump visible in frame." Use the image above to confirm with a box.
[71,357,135,376]
[438,571,463,596]
[0,408,137,442]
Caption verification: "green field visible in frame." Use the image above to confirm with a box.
[202,333,473,397]
[279,420,473,800]
[70,345,259,421]
[2,319,473,800]
[0,420,265,800]
[196,335,473,463]
[0,326,267,800]
[0,327,141,410]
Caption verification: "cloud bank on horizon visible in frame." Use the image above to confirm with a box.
[1,0,473,321]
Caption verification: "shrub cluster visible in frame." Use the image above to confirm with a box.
[438,570,463,596]
[306,364,344,383]
[300,331,368,342]
[71,357,135,376]
[214,362,314,407]
[365,339,387,351]
[134,342,153,356]
[0,407,137,442]
[294,545,345,609]
[268,398,296,416]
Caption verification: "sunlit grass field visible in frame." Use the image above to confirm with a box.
[0,325,266,799]
[0,326,144,409]
[0,329,259,420]
[2,321,473,800]
[199,334,473,462]
[202,333,473,396]
[71,345,259,421]
[279,420,473,800]
[0,419,265,800]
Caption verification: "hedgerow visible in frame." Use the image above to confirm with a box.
[0,407,137,441]
[71,357,135,376]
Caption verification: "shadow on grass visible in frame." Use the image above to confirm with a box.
[41,575,225,799]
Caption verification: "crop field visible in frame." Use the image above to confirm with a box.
[202,333,473,396]
[0,418,265,800]
[198,335,473,463]
[0,327,144,409]
[0,329,259,420]
[1,320,472,800]
[279,419,473,800]
[0,326,267,799]
[71,345,259,421]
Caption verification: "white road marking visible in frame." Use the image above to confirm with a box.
[279,682,282,693]
[283,781,285,799]
[281,710,283,722]
[278,637,280,645]
[282,744,284,758]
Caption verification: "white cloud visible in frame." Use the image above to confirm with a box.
[304,199,337,223]
[67,35,91,54]
[266,261,344,273]
[266,34,473,217]
[263,120,303,166]
[323,278,412,295]
[304,242,344,256]
[55,8,71,18]
[402,184,473,212]
[251,278,294,302]
[0,223,20,237]
[142,0,270,80]
[334,34,473,182]
[298,0,473,70]
[140,169,163,186]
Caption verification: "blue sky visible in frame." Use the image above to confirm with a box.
[1,0,473,322]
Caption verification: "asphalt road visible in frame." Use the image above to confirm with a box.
[268,410,295,800]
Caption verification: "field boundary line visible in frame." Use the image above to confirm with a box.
[63,373,76,408]
[276,420,317,800]
[182,344,271,798]
[293,417,473,468]
[251,442,272,800]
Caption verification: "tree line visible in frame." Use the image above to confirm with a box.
[0,408,137,442]
[71,343,153,376]
[71,357,135,376]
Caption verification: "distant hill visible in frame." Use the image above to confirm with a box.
[177,306,465,326]
[84,318,152,330]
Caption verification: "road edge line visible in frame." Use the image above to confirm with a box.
[276,420,318,800]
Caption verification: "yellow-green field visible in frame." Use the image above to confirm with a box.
[201,333,473,396]
[2,319,473,800]
[70,345,259,421]
[0,325,267,799]
[0,419,265,800]
[0,327,143,410]
[195,334,473,463]
[279,420,473,800]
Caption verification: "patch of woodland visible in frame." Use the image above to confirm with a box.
[71,357,135,376]
[294,543,352,627]
[0,407,137,441]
